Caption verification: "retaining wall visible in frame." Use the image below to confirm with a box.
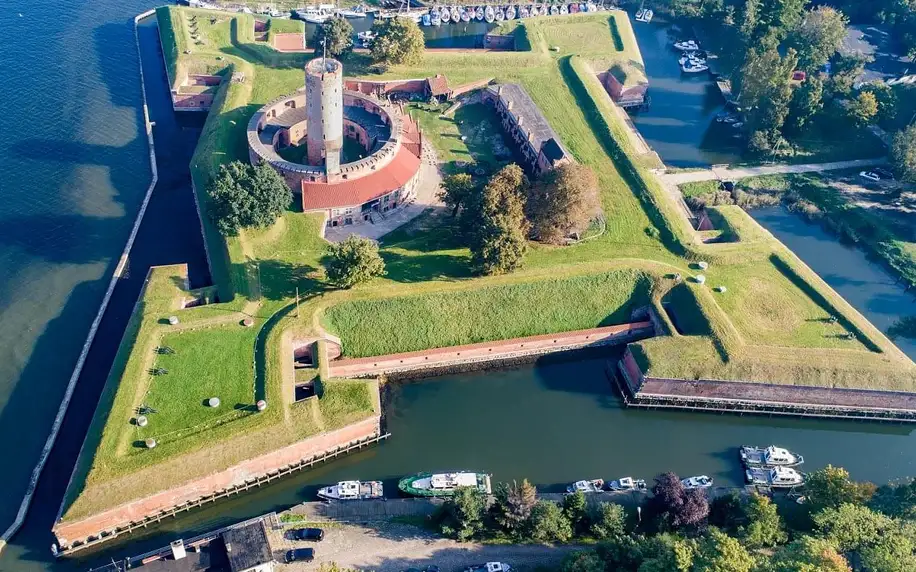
[329,322,655,379]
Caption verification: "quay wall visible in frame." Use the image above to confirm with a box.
[328,322,655,379]
[53,416,381,553]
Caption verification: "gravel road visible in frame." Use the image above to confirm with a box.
[271,522,580,571]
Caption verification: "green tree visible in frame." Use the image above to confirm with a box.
[789,6,848,71]
[740,493,786,548]
[563,491,589,534]
[738,0,762,42]
[827,54,870,97]
[589,502,627,540]
[690,528,755,572]
[594,535,646,571]
[527,163,601,244]
[891,124,916,183]
[468,164,530,276]
[207,161,291,236]
[324,235,386,288]
[313,16,353,57]
[812,503,892,552]
[787,75,825,133]
[758,0,810,41]
[768,536,850,572]
[528,500,573,543]
[639,533,695,572]
[739,46,799,139]
[848,91,879,125]
[438,172,476,217]
[492,479,538,536]
[860,530,916,572]
[804,465,876,512]
[709,491,746,534]
[560,550,605,572]
[438,487,487,541]
[860,83,898,126]
[871,479,916,519]
[370,16,424,68]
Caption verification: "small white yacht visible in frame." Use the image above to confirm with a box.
[607,477,647,491]
[679,55,707,65]
[681,61,709,73]
[740,445,804,467]
[298,6,332,23]
[485,5,495,22]
[337,7,367,18]
[681,475,713,489]
[746,466,805,488]
[317,480,384,500]
[495,7,505,21]
[475,6,485,20]
[673,40,700,51]
[567,479,605,493]
[357,30,376,47]
[505,5,516,19]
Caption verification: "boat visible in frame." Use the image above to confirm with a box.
[570,2,579,13]
[460,7,470,21]
[495,7,505,21]
[731,122,744,128]
[681,61,709,73]
[422,12,431,25]
[673,40,700,51]
[475,6,484,20]
[607,477,647,491]
[587,2,597,11]
[398,471,492,497]
[746,466,805,488]
[519,5,529,17]
[464,564,512,572]
[337,7,367,18]
[295,6,329,23]
[505,4,516,18]
[566,479,605,493]
[681,475,714,489]
[644,9,654,22]
[529,4,538,16]
[452,6,462,22]
[635,8,645,20]
[560,3,568,14]
[356,30,376,47]
[679,55,706,65]
[485,5,495,21]
[549,4,559,15]
[740,445,804,467]
[432,10,442,25]
[317,480,384,501]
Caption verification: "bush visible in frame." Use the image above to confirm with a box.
[589,503,627,540]
[207,161,291,236]
[437,487,487,541]
[370,16,424,66]
[313,16,353,57]
[324,235,386,288]
[528,500,573,543]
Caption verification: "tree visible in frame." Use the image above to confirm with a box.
[590,502,627,540]
[370,16,424,68]
[804,465,876,512]
[560,550,605,572]
[690,528,754,572]
[492,479,538,536]
[639,533,695,572]
[740,493,786,548]
[891,125,916,183]
[738,0,762,43]
[812,503,892,552]
[647,473,709,533]
[324,235,386,288]
[528,500,573,543]
[787,75,824,133]
[738,46,799,139]
[709,492,746,534]
[438,487,487,541]
[757,0,810,41]
[860,530,916,572]
[207,161,291,236]
[860,83,898,126]
[827,54,870,97]
[313,16,353,57]
[562,491,589,534]
[789,6,848,72]
[594,535,647,571]
[847,91,879,126]
[468,164,530,276]
[871,479,916,519]
[768,537,850,572]
[438,172,476,217]
[527,163,601,244]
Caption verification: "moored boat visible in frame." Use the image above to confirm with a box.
[475,5,484,20]
[399,471,492,497]
[560,4,568,14]
[337,7,367,17]
[495,6,505,20]
[746,466,805,488]
[356,30,376,47]
[681,475,713,489]
[453,6,463,23]
[679,55,706,66]
[505,4,516,18]
[318,480,384,501]
[549,4,559,15]
[673,40,700,51]
[643,9,654,22]
[681,61,709,73]
[519,5,529,17]
[485,5,495,21]
[432,10,442,25]
[607,477,647,491]
[461,7,471,21]
[422,12,431,25]
[567,479,605,493]
[740,445,804,467]
[569,2,579,13]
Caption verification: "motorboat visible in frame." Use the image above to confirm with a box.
[681,475,713,489]
[570,2,579,13]
[740,446,804,467]
[399,471,492,497]
[317,480,384,500]
[579,3,587,11]
[530,4,539,16]
[560,3,568,14]
[452,6,463,22]
[519,5,529,17]
[475,6,484,20]
[337,7,367,17]
[731,122,744,128]
[356,30,376,47]
[296,6,332,23]
[607,477,647,491]
[422,12,431,25]
[673,40,700,51]
[495,7,505,21]
[746,466,805,488]
[549,4,559,15]
[679,55,706,66]
[485,5,495,22]
[566,479,605,493]
[431,10,442,25]
[461,7,471,21]
[464,564,512,572]
[681,61,709,73]
[642,9,654,22]
[505,5,516,19]
[587,2,597,11]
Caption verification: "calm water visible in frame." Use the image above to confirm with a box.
[628,19,743,167]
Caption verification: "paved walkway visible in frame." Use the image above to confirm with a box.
[661,157,887,185]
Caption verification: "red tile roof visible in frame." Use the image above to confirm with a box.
[301,143,421,211]
[426,75,450,96]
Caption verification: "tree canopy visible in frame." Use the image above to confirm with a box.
[804,465,876,512]
[207,161,291,236]
[647,472,709,532]
[438,172,477,217]
[437,487,487,541]
[789,5,848,71]
[891,124,916,183]
[370,16,424,67]
[527,163,601,244]
[690,528,755,572]
[313,16,354,58]
[468,164,530,276]
[323,235,386,288]
[492,479,538,536]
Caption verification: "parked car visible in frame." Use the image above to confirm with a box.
[291,527,325,541]
[859,171,881,183]
[285,548,315,563]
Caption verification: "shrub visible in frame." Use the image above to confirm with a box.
[324,235,386,288]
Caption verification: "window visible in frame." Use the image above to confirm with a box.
[344,217,353,225]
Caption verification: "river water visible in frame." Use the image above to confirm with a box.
[1,5,914,572]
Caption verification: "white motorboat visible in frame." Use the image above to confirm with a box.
[485,5,495,22]
[681,475,714,489]
[679,55,706,65]
[560,3,568,14]
[298,6,333,23]
[519,5,529,17]
[422,12,431,25]
[567,479,605,493]
[452,6,462,22]
[586,2,597,12]
[475,6,484,20]
[681,62,709,73]
[357,30,376,47]
[495,7,505,21]
[465,564,512,572]
[635,8,653,22]
[317,480,384,501]
[579,3,587,11]
[673,40,699,51]
[461,8,471,21]
[731,122,744,128]
[549,4,559,15]
[746,466,805,488]
[337,7,367,18]
[607,477,647,491]
[505,5,516,19]
[529,4,539,16]
[740,445,804,467]
[431,9,442,25]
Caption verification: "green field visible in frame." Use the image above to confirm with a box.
[59,7,916,531]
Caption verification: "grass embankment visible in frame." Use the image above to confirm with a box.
[63,8,916,529]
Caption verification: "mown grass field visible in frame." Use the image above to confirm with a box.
[60,7,916,528]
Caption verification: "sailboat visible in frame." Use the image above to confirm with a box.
[485,5,495,22]
[505,5,517,19]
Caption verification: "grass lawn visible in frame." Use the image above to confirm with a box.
[409,102,513,174]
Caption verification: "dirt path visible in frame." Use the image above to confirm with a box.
[271,522,580,571]
[662,157,887,185]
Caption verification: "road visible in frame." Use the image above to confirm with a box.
[660,157,887,186]
[271,522,581,571]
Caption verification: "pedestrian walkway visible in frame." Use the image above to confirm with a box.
[662,157,887,185]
